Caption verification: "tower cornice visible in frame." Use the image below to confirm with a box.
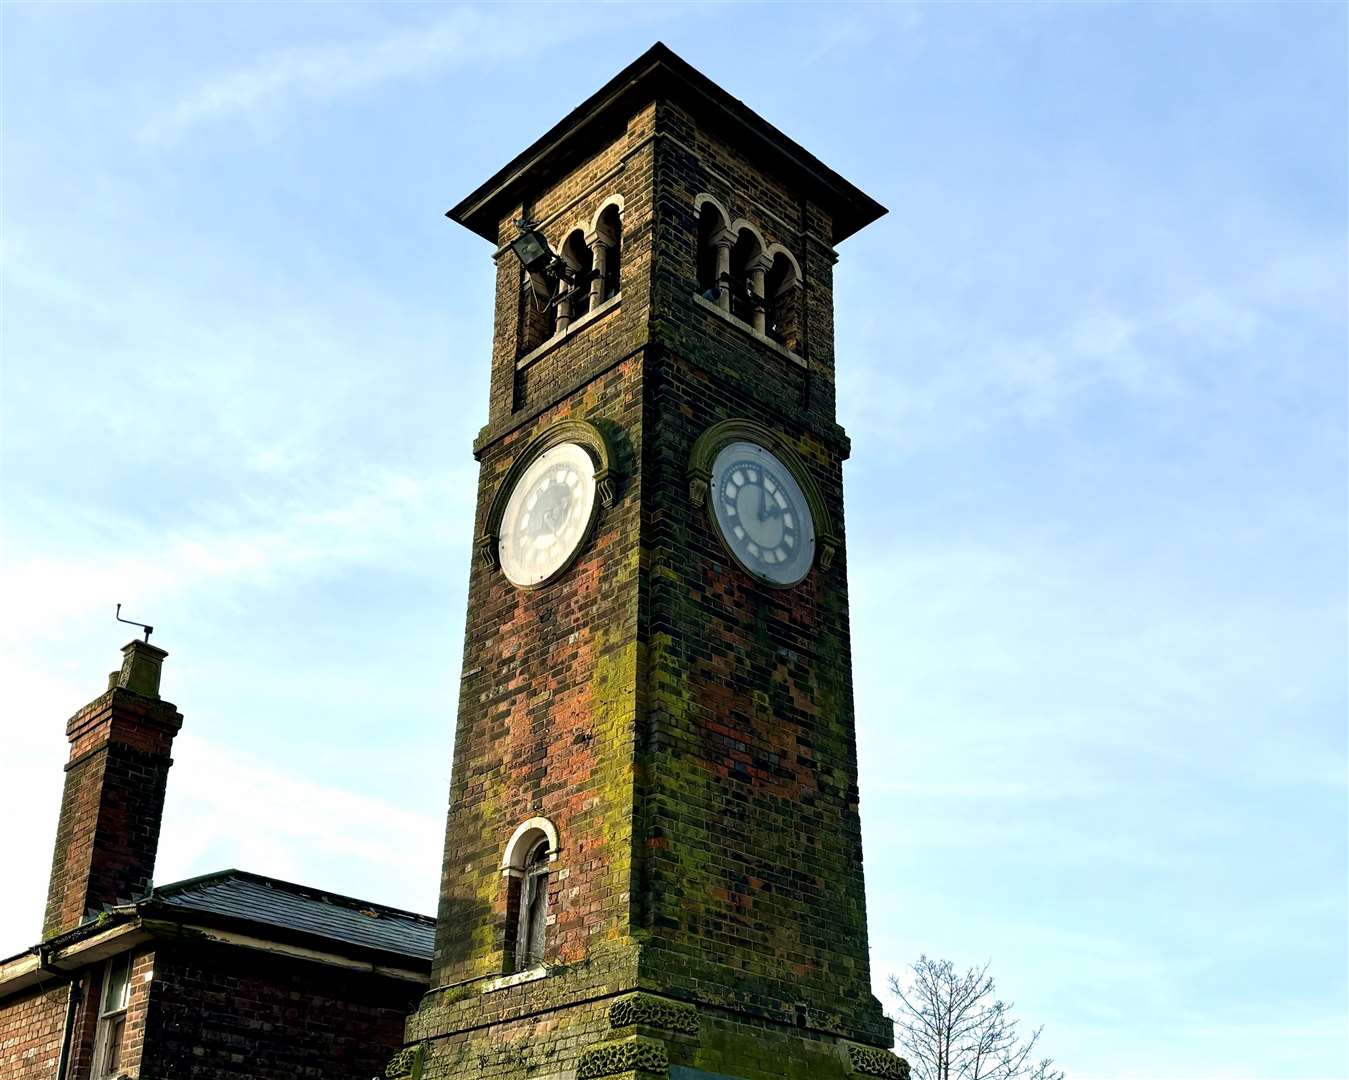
[447,42,886,246]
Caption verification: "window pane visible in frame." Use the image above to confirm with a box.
[102,954,131,1013]
[105,1015,126,1073]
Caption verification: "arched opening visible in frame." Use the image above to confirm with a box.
[728,227,764,326]
[596,203,622,301]
[558,228,593,328]
[500,817,558,973]
[765,249,801,351]
[695,197,731,298]
[515,838,551,971]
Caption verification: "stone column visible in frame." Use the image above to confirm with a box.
[747,254,772,334]
[711,228,735,311]
[587,231,610,310]
[555,282,572,334]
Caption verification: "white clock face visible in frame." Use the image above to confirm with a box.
[498,442,598,588]
[710,441,816,586]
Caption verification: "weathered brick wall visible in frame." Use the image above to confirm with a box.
[140,941,419,1080]
[636,101,889,1044]
[486,104,657,429]
[0,982,68,1079]
[432,350,648,991]
[429,98,659,998]
[0,946,151,1080]
[44,688,182,938]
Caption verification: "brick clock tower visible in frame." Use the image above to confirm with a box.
[396,45,905,1080]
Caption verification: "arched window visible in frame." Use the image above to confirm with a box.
[728,226,765,327]
[694,195,732,305]
[501,817,558,973]
[516,838,551,970]
[595,203,622,303]
[557,229,593,331]
[764,247,802,352]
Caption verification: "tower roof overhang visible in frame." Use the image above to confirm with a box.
[447,42,887,246]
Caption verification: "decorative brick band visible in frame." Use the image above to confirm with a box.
[609,993,700,1035]
[577,1035,669,1079]
[844,1042,910,1079]
[385,1043,424,1080]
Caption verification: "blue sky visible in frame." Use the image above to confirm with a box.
[1,4,1344,1078]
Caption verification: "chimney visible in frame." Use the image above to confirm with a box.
[43,640,183,939]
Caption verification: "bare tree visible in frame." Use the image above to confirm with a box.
[888,956,1064,1080]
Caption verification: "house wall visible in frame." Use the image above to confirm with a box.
[0,945,152,1080]
[0,981,69,1080]
[139,940,421,1080]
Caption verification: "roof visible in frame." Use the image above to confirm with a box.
[448,42,886,246]
[1,870,434,1000]
[142,869,435,963]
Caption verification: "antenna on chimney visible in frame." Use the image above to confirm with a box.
[115,604,154,643]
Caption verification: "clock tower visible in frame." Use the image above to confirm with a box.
[396,44,905,1080]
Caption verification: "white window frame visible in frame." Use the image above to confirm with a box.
[93,952,133,1079]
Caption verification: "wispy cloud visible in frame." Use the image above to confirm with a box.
[158,733,442,906]
[141,8,493,145]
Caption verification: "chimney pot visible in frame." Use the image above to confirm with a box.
[117,639,168,699]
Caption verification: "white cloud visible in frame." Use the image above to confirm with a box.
[157,733,442,909]
[141,9,486,144]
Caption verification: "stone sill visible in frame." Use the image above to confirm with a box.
[516,292,622,370]
[691,291,807,370]
[482,965,548,993]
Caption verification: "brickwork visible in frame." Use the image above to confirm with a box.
[139,941,418,1080]
[0,983,68,1080]
[0,945,153,1080]
[486,105,657,430]
[632,106,888,1043]
[44,642,183,939]
[433,346,648,989]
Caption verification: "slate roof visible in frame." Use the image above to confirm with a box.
[142,869,435,965]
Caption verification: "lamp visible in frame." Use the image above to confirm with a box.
[509,221,554,274]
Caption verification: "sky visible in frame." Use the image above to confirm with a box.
[1,4,1344,1079]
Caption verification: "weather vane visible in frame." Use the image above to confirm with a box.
[115,604,154,643]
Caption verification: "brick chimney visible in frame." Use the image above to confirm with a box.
[43,640,184,939]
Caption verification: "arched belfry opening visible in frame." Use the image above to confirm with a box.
[594,202,622,303]
[557,229,593,332]
[765,247,802,351]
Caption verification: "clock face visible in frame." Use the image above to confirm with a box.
[498,442,598,588]
[710,441,816,586]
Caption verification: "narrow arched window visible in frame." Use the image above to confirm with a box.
[597,204,621,301]
[765,250,801,351]
[500,817,558,973]
[516,838,551,969]
[558,229,593,329]
[728,228,764,326]
[695,197,732,305]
